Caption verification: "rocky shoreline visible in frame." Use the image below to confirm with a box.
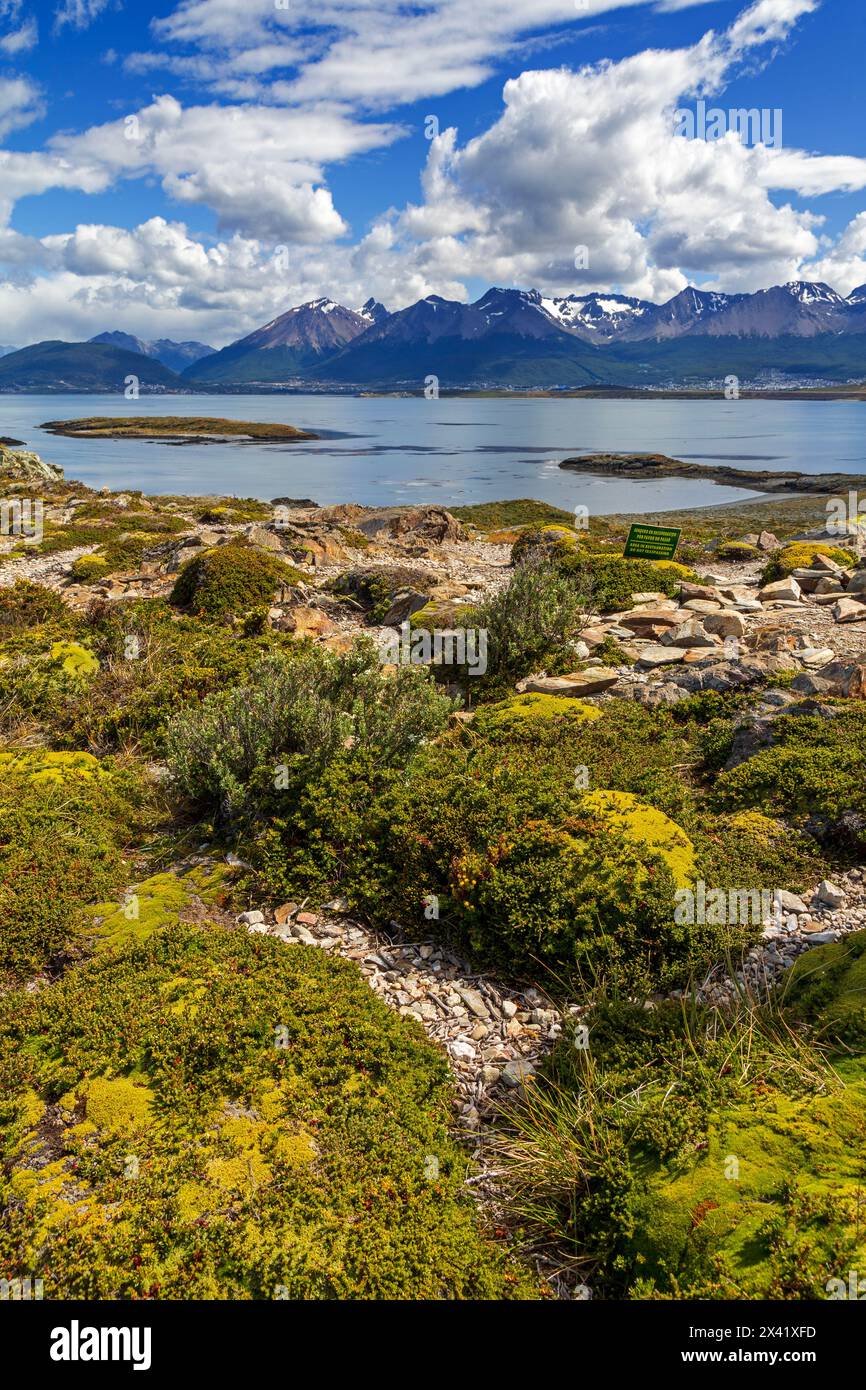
[559,450,866,493]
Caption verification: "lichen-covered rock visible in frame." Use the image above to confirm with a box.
[0,444,64,483]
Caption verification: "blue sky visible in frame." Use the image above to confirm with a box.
[0,0,864,346]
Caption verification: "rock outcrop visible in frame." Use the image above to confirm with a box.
[0,443,64,483]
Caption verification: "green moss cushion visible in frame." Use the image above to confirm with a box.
[0,923,537,1300]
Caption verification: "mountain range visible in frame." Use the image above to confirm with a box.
[89,331,216,372]
[181,281,866,388]
[188,298,387,383]
[1,281,865,392]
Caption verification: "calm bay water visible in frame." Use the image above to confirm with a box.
[2,393,865,513]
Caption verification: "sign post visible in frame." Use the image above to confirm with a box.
[623,523,682,561]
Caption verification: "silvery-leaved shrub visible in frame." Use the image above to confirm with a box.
[468,554,592,693]
[165,640,454,820]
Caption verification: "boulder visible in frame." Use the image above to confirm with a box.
[796,647,836,667]
[790,673,834,696]
[750,628,796,654]
[679,583,722,602]
[791,569,835,593]
[663,618,720,648]
[759,576,801,603]
[517,669,619,696]
[380,590,430,625]
[668,655,797,694]
[617,607,682,631]
[244,523,285,553]
[297,532,350,566]
[681,647,725,665]
[845,571,866,594]
[832,596,866,624]
[813,879,845,908]
[774,890,809,914]
[702,610,746,639]
[812,660,866,697]
[757,531,779,551]
[635,644,689,669]
[680,598,723,614]
[284,605,333,638]
[322,504,465,545]
[624,683,690,709]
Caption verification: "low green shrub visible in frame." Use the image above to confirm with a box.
[694,809,825,895]
[711,709,866,846]
[0,923,537,1299]
[170,544,305,620]
[0,580,68,632]
[498,992,866,1298]
[784,931,866,1048]
[0,599,276,753]
[257,733,748,990]
[69,554,108,583]
[0,752,142,980]
[467,555,591,695]
[715,541,761,561]
[513,532,697,614]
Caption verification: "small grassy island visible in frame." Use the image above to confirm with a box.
[40,415,318,442]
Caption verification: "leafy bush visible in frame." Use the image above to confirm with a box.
[470,693,603,737]
[166,641,455,819]
[0,923,536,1299]
[170,543,305,620]
[0,599,276,753]
[50,639,99,678]
[453,499,576,532]
[0,580,67,633]
[715,541,761,561]
[261,733,748,989]
[513,533,697,614]
[694,809,825,894]
[711,709,866,845]
[468,555,591,694]
[784,930,866,1047]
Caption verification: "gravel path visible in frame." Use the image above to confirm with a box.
[237,897,565,1136]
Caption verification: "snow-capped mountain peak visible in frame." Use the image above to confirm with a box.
[539,291,653,342]
[782,281,847,307]
[358,297,389,325]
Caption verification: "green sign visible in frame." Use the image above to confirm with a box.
[623,523,681,561]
